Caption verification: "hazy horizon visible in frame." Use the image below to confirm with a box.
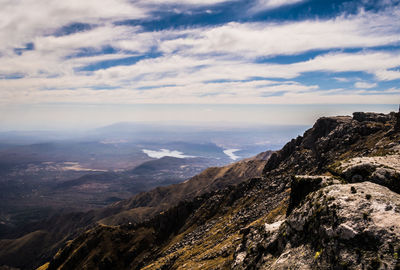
[0,103,397,132]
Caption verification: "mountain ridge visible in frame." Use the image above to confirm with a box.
[39,110,400,269]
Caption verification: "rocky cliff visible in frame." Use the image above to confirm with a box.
[39,110,400,269]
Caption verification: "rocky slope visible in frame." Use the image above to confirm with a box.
[39,110,400,270]
[97,151,272,226]
[0,151,272,270]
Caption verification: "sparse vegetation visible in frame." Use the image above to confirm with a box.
[314,249,323,260]
[36,262,50,270]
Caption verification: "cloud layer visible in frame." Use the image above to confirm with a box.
[0,0,399,106]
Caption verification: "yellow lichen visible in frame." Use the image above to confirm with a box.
[314,249,322,260]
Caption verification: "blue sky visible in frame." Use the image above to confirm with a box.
[0,0,399,129]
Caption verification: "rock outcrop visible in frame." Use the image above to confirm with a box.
[234,182,400,269]
[336,155,400,193]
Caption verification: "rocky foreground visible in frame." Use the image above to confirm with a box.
[39,110,400,269]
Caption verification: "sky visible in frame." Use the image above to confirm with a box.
[0,0,399,130]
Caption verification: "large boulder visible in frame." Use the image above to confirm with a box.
[233,182,400,269]
[337,155,400,194]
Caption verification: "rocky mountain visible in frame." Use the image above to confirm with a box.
[38,110,400,270]
[0,151,272,270]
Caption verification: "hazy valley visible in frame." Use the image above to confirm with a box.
[0,123,305,253]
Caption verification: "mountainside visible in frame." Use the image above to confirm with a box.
[0,151,272,270]
[96,151,272,226]
[40,110,400,270]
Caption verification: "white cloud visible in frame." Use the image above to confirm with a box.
[35,25,141,52]
[90,50,400,85]
[0,0,146,54]
[2,85,399,105]
[250,0,305,12]
[1,50,399,106]
[375,69,400,81]
[289,51,400,80]
[354,81,377,89]
[334,77,351,82]
[159,10,400,57]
